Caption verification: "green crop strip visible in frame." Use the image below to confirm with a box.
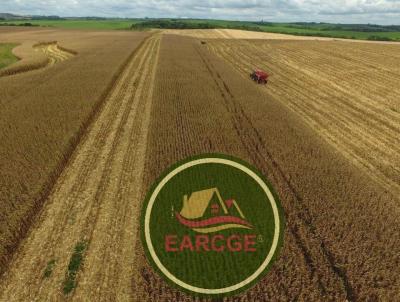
[43,259,56,278]
[63,241,87,295]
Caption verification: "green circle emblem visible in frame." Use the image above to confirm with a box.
[140,154,285,298]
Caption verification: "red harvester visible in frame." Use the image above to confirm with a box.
[250,70,269,84]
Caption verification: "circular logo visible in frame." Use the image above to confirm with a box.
[140,154,285,298]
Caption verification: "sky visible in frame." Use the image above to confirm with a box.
[2,0,400,25]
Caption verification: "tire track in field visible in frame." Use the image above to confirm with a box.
[0,34,160,301]
[196,45,352,300]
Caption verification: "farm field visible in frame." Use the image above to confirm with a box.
[134,34,400,301]
[203,32,400,197]
[166,28,400,44]
[167,29,400,195]
[0,19,138,30]
[3,18,400,41]
[0,26,149,276]
[0,41,75,77]
[0,27,399,301]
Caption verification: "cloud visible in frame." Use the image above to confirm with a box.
[1,0,400,24]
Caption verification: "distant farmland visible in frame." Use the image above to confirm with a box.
[0,19,138,30]
[1,18,400,41]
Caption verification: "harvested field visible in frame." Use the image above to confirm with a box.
[0,28,399,301]
[0,27,149,276]
[165,28,400,44]
[164,28,334,40]
[205,38,400,198]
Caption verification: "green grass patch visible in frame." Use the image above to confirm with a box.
[63,241,87,295]
[43,259,56,278]
[0,43,18,69]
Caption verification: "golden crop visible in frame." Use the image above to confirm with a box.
[0,27,149,275]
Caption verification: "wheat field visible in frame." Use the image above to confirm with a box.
[0,28,399,301]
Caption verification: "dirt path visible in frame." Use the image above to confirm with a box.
[0,33,160,301]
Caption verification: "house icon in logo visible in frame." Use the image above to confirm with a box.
[175,187,252,233]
